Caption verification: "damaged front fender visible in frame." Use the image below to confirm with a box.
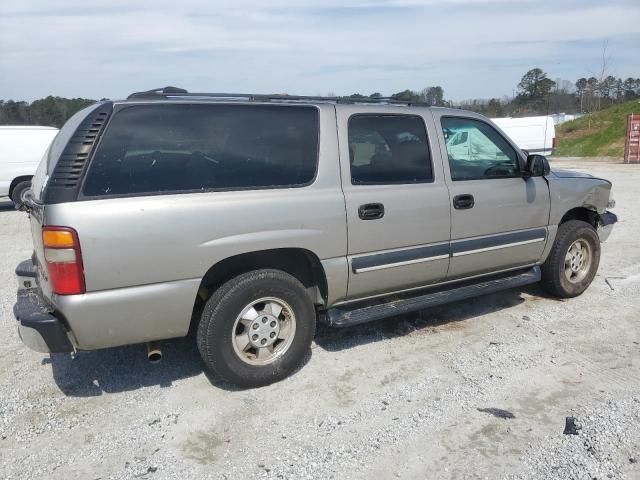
[596,211,618,242]
[547,174,613,224]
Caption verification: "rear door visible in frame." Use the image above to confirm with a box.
[337,106,451,300]
[434,112,550,280]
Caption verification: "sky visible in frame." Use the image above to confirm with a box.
[1,0,639,102]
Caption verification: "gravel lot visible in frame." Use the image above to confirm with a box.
[1,159,638,480]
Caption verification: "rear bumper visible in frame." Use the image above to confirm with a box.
[15,258,199,351]
[13,261,74,354]
[16,259,37,290]
[597,211,617,242]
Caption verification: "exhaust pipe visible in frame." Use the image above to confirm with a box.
[147,341,162,363]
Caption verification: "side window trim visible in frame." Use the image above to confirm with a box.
[347,113,435,186]
[440,115,523,182]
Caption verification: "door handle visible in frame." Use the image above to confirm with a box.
[358,203,385,220]
[453,194,474,210]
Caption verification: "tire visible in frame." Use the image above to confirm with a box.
[540,220,600,298]
[197,269,316,388]
[10,180,31,207]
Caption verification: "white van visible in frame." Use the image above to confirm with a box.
[0,126,59,205]
[491,116,555,156]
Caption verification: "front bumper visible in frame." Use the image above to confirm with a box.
[13,261,74,354]
[597,211,617,243]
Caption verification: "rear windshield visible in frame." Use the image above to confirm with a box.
[82,104,320,197]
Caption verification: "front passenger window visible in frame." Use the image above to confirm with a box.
[441,117,519,181]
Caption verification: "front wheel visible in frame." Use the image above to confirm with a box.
[197,269,316,388]
[540,220,600,298]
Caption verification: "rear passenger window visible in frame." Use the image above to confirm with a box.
[348,115,433,185]
[83,104,319,196]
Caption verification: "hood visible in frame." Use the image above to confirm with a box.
[551,168,595,179]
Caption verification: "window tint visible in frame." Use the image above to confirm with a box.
[83,104,319,196]
[348,115,432,185]
[441,117,519,181]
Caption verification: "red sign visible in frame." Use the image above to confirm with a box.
[625,114,640,164]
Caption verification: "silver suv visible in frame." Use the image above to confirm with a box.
[14,88,617,387]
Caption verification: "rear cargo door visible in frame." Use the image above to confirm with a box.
[337,106,451,300]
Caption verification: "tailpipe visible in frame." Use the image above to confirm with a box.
[147,341,162,363]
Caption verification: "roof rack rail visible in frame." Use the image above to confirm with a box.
[126,87,431,106]
[127,86,188,99]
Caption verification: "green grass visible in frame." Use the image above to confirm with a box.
[554,100,640,157]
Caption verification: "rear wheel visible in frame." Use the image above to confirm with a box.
[10,180,31,207]
[197,269,316,388]
[540,220,600,298]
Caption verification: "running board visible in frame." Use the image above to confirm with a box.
[325,266,541,328]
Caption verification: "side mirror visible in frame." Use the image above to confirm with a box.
[524,154,550,178]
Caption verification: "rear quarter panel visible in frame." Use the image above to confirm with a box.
[42,104,349,348]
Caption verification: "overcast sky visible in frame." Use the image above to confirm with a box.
[1,0,639,102]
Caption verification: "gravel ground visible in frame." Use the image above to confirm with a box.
[0,159,638,480]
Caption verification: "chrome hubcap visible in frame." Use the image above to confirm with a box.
[232,297,296,365]
[564,239,591,283]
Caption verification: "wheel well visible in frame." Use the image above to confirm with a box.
[560,207,598,228]
[190,248,328,330]
[9,176,33,197]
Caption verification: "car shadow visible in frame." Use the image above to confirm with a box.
[0,200,17,211]
[49,333,245,396]
[49,330,314,396]
[314,284,551,352]
[50,284,552,396]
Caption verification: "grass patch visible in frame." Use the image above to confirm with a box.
[554,100,640,157]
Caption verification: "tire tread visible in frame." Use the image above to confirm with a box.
[540,220,599,298]
[196,269,315,388]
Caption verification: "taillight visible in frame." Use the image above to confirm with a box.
[552,137,557,148]
[42,226,85,295]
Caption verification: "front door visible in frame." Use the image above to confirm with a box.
[337,106,451,300]
[435,114,550,280]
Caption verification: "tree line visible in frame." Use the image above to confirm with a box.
[0,96,95,128]
[343,86,446,106]
[1,69,639,127]
[346,68,640,118]
[463,68,640,118]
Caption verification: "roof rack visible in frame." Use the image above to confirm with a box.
[126,86,431,106]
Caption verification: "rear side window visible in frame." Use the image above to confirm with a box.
[83,104,319,196]
[348,115,433,185]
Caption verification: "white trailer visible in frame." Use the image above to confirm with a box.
[0,126,59,205]
[491,116,556,156]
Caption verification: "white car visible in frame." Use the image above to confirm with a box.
[491,116,556,156]
[0,126,59,205]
